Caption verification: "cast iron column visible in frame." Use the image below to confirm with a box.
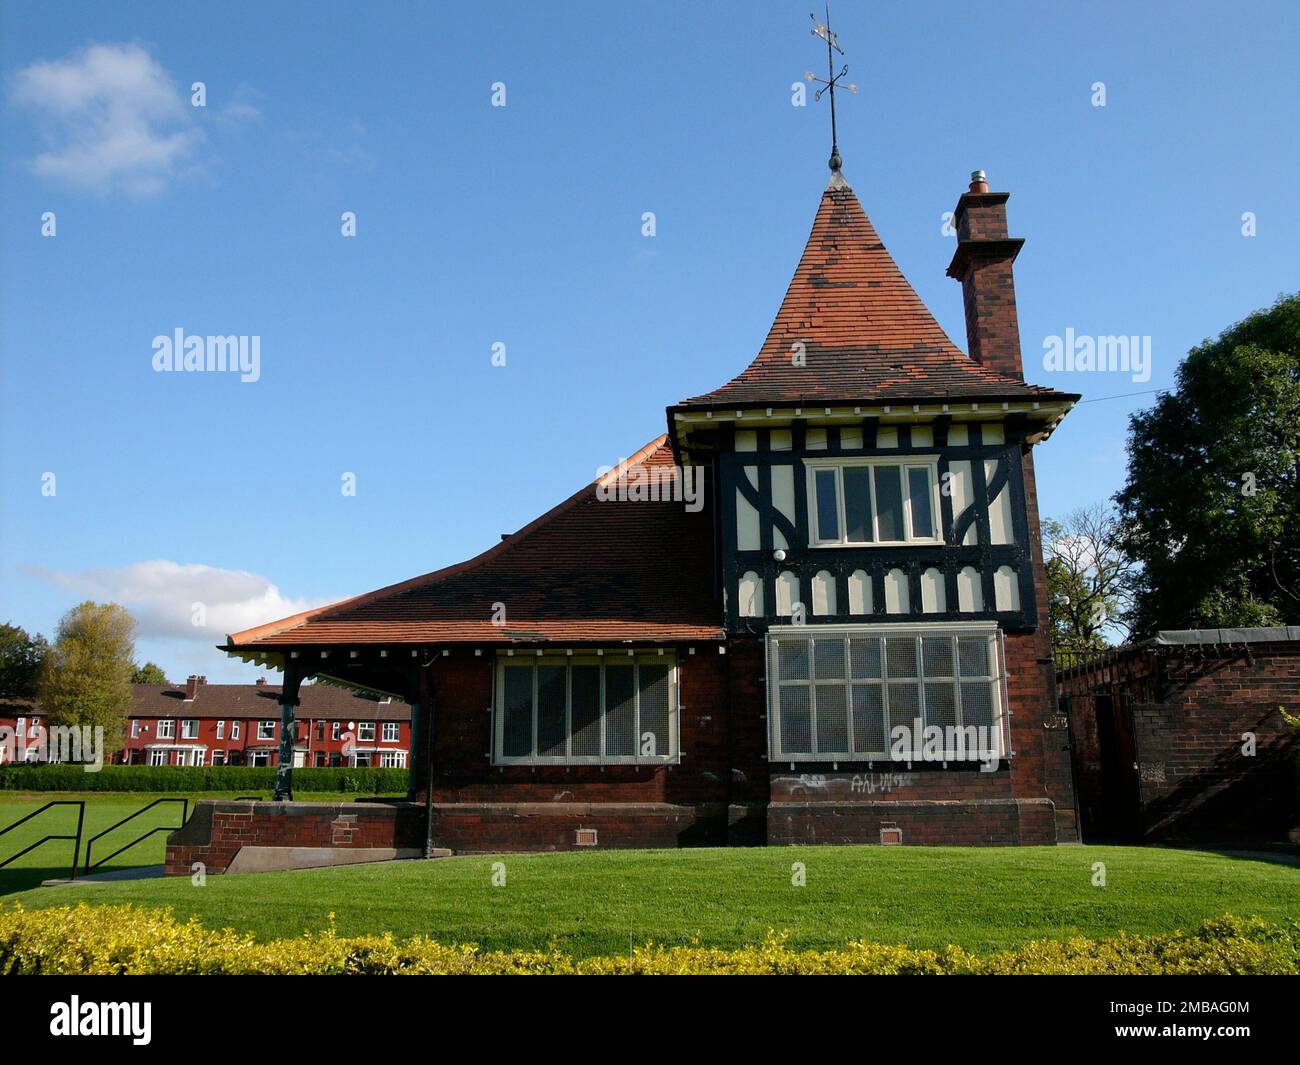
[273,664,304,800]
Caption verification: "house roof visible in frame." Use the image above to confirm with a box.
[0,686,409,722]
[224,436,724,651]
[673,179,1075,411]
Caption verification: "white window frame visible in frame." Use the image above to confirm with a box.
[381,721,400,743]
[493,652,680,766]
[157,719,175,739]
[181,719,199,739]
[257,721,276,741]
[149,750,166,766]
[805,456,943,547]
[766,622,1007,763]
[216,720,225,739]
[231,721,240,740]
[379,750,407,768]
[130,720,140,738]
[357,721,376,742]
[331,722,341,741]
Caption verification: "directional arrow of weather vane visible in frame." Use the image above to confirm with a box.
[805,6,858,173]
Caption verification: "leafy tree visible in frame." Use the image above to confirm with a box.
[0,623,49,699]
[1116,294,1299,635]
[37,602,136,754]
[130,661,170,685]
[1044,504,1134,656]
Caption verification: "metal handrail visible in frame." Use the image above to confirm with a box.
[0,800,86,881]
[83,797,189,875]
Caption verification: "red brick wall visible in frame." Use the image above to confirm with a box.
[165,800,423,875]
[1132,645,1298,842]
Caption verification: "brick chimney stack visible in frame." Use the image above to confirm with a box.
[255,676,267,687]
[946,170,1026,380]
[184,675,206,701]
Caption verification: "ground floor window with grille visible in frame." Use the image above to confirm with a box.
[494,652,678,764]
[767,623,1007,763]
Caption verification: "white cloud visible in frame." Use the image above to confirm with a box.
[11,42,201,196]
[29,560,331,641]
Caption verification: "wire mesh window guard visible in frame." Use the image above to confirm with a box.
[767,623,1006,762]
[494,653,678,765]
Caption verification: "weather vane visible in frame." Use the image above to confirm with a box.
[805,5,857,173]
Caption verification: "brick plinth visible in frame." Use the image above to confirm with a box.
[165,800,424,875]
[767,798,1057,846]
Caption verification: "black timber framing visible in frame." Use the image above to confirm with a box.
[718,419,1040,634]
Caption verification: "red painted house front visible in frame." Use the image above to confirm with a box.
[121,677,410,768]
[201,164,1079,863]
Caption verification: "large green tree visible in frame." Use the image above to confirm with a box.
[130,661,170,685]
[1116,293,1299,635]
[37,602,137,754]
[0,623,49,699]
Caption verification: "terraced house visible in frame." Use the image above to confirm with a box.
[210,165,1080,860]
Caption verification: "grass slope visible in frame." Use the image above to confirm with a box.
[7,843,1298,957]
[0,793,387,893]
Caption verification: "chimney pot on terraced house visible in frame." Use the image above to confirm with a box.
[184,675,206,701]
[946,169,1027,380]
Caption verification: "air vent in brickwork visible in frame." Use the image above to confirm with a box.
[575,828,598,847]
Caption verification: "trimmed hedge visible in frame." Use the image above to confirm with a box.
[0,764,408,794]
[2,904,1296,975]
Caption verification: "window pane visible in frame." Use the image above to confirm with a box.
[961,681,995,730]
[958,636,992,678]
[924,680,957,730]
[813,638,846,680]
[570,665,602,757]
[843,466,873,542]
[874,466,905,540]
[922,635,955,678]
[849,637,883,679]
[815,684,849,754]
[779,686,813,754]
[908,467,934,538]
[502,666,533,757]
[885,636,918,678]
[638,664,671,758]
[778,638,810,681]
[887,681,920,727]
[851,684,886,753]
[814,469,840,541]
[604,665,636,756]
[536,666,567,758]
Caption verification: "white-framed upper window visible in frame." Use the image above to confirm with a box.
[130,719,140,738]
[381,722,400,743]
[767,623,1005,763]
[494,653,679,765]
[231,721,241,740]
[357,722,376,742]
[216,720,225,739]
[331,722,341,741]
[181,719,198,739]
[157,719,176,739]
[806,457,941,546]
[257,721,276,741]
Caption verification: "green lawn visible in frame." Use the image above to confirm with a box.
[4,820,1297,956]
[0,792,393,894]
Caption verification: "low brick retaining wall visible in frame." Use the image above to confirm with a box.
[165,800,425,876]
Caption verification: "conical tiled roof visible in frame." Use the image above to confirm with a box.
[676,179,1069,409]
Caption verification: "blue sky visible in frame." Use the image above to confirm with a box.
[1,0,1296,681]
